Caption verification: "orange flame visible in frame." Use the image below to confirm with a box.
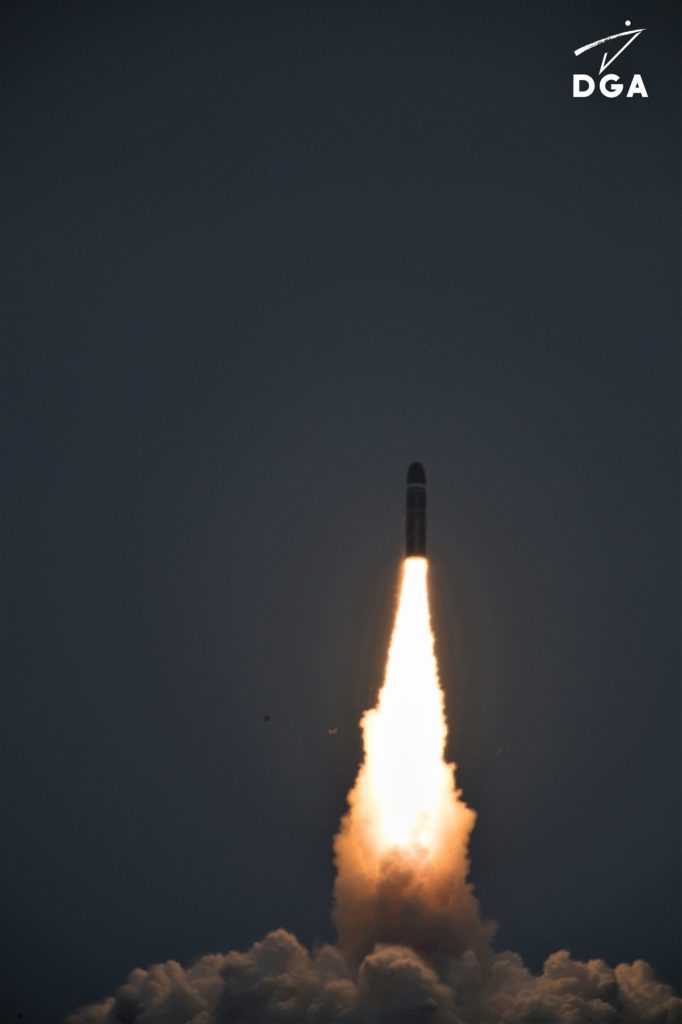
[333,557,492,961]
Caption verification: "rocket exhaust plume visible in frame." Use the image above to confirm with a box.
[67,462,682,1023]
[333,464,494,963]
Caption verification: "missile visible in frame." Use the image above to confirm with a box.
[405,462,426,557]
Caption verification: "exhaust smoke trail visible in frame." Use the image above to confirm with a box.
[333,556,494,964]
[67,467,682,1023]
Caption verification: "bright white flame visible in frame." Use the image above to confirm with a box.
[333,555,487,961]
[361,557,450,851]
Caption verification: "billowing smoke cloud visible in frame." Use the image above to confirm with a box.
[67,929,682,1023]
[67,561,681,1023]
[332,777,495,967]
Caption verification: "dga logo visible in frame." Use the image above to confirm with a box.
[573,21,647,98]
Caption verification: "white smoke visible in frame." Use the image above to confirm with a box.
[67,929,681,1024]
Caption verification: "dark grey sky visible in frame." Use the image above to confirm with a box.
[2,2,679,1020]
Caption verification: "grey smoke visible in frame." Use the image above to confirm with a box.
[67,929,682,1024]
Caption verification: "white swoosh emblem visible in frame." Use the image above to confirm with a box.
[574,28,645,73]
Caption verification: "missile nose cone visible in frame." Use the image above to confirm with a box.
[405,462,427,557]
[407,462,426,485]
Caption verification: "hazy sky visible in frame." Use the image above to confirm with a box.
[2,2,679,1020]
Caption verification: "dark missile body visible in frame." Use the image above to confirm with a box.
[405,462,426,557]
